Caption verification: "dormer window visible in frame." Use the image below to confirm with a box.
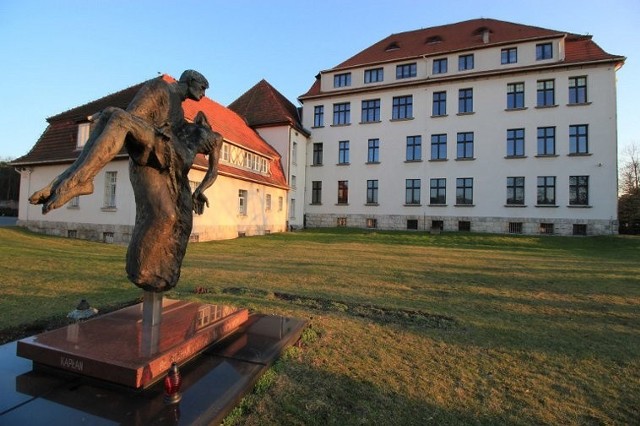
[536,42,553,60]
[385,41,400,51]
[76,122,90,149]
[333,72,351,88]
[425,35,443,44]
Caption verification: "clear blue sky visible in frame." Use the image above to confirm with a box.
[0,0,638,161]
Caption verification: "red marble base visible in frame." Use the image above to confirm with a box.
[16,299,248,389]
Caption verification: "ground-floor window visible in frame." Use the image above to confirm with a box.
[573,224,587,236]
[509,222,523,234]
[458,221,471,232]
[540,223,554,235]
[103,232,114,244]
[431,220,444,231]
[366,218,377,228]
[407,219,418,230]
[337,217,347,227]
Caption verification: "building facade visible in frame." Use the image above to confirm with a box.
[299,18,625,235]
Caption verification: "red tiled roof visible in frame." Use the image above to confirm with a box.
[300,18,624,99]
[14,75,288,188]
[229,79,308,135]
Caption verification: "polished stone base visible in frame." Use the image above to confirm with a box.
[2,314,306,425]
[16,299,249,388]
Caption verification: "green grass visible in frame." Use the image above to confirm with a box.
[1,227,639,424]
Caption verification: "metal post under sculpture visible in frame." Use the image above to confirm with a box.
[29,70,223,349]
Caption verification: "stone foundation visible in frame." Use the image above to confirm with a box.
[304,214,618,236]
[18,220,286,243]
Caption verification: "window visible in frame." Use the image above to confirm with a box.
[338,181,349,204]
[278,196,283,211]
[537,127,556,155]
[405,179,421,205]
[456,178,473,205]
[507,83,525,109]
[569,76,588,104]
[431,134,447,160]
[292,142,298,165]
[367,139,380,163]
[367,180,379,204]
[103,232,114,244]
[69,196,80,208]
[507,177,525,205]
[509,222,523,234]
[458,221,471,232]
[407,219,418,230]
[312,143,323,165]
[365,67,384,83]
[536,42,553,60]
[334,72,351,88]
[67,230,77,238]
[501,47,517,64]
[290,199,296,219]
[314,105,324,127]
[430,178,446,205]
[573,224,587,236]
[103,171,117,208]
[458,54,474,71]
[507,128,525,157]
[266,194,272,211]
[222,143,230,162]
[333,103,350,125]
[338,141,350,164]
[569,176,589,205]
[392,95,413,119]
[433,58,448,74]
[311,181,322,204]
[456,132,474,159]
[458,88,473,113]
[361,99,381,123]
[432,220,443,231]
[570,124,589,154]
[540,223,554,235]
[406,136,422,161]
[77,123,90,149]
[432,91,446,116]
[337,217,347,227]
[396,63,417,79]
[238,189,248,215]
[291,175,297,189]
[366,218,378,229]
[537,176,556,205]
[537,80,555,107]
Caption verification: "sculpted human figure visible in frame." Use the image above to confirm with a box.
[29,70,223,292]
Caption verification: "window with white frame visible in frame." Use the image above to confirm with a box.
[77,123,90,149]
[238,189,248,215]
[103,171,117,208]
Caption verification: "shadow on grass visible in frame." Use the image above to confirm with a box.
[247,359,515,426]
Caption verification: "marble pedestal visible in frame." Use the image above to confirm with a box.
[16,299,248,388]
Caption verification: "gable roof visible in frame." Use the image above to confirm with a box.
[300,18,624,99]
[13,75,288,189]
[229,79,308,136]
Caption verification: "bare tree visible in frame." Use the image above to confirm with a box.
[619,143,640,195]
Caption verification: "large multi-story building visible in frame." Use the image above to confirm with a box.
[299,18,625,235]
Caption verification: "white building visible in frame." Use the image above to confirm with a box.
[229,80,310,229]
[13,75,293,243]
[299,18,625,235]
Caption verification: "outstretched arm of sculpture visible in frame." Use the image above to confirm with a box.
[192,113,223,215]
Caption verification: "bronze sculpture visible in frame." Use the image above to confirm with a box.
[29,70,223,292]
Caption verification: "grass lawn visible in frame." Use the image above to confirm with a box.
[1,227,639,424]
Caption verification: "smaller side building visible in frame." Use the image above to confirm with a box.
[229,80,310,229]
[13,75,291,243]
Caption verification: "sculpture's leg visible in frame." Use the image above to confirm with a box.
[29,108,156,214]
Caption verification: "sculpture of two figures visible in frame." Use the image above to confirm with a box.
[29,70,222,293]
